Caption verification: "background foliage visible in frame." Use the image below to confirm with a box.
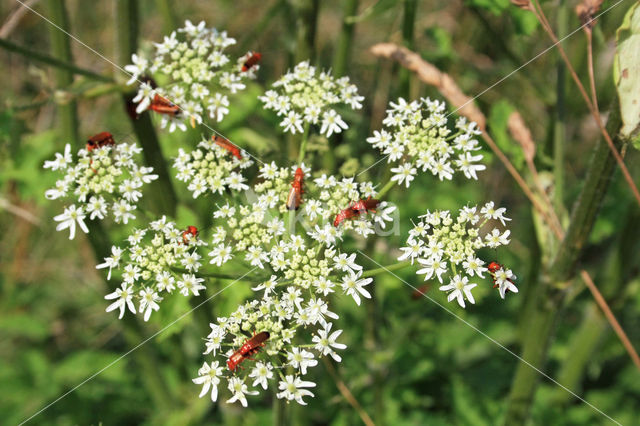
[1,0,639,424]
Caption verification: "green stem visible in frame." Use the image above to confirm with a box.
[297,122,311,165]
[46,0,79,145]
[398,0,417,98]
[332,0,359,77]
[115,0,178,217]
[503,100,625,425]
[553,0,567,215]
[154,0,177,34]
[0,38,113,82]
[290,0,320,63]
[377,180,395,199]
[362,260,412,278]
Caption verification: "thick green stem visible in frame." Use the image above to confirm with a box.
[332,0,359,77]
[290,0,320,63]
[155,0,177,34]
[46,0,78,145]
[502,102,625,425]
[398,0,417,98]
[115,0,178,217]
[0,38,113,82]
[553,0,568,214]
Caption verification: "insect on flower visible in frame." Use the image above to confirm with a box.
[182,225,199,244]
[333,198,380,227]
[286,167,304,210]
[241,52,262,72]
[213,135,242,160]
[227,331,270,371]
[487,261,515,290]
[149,94,181,116]
[86,132,115,152]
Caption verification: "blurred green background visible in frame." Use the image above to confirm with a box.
[1,0,640,424]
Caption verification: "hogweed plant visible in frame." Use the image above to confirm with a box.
[125,20,257,131]
[43,21,518,408]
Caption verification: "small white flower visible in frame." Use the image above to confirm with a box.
[249,362,274,390]
[276,375,316,405]
[390,163,417,188]
[54,205,89,240]
[138,287,162,321]
[192,361,224,402]
[341,272,372,305]
[312,323,347,362]
[439,275,477,308]
[43,144,72,171]
[227,377,258,407]
[105,283,136,319]
[287,347,318,374]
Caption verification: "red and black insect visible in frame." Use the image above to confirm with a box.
[333,198,381,227]
[487,261,515,292]
[227,331,270,371]
[213,135,242,160]
[182,225,199,245]
[86,132,115,152]
[286,167,304,210]
[149,94,181,116]
[241,52,262,72]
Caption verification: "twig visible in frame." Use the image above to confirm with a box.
[0,197,41,225]
[0,0,40,38]
[530,0,640,207]
[322,357,375,426]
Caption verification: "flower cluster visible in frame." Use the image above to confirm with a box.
[173,137,254,198]
[44,142,158,239]
[399,202,517,308]
[194,232,367,406]
[259,61,364,136]
[252,163,396,243]
[125,20,257,132]
[367,98,486,187]
[98,216,208,321]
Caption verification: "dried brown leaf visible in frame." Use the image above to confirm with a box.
[507,111,535,163]
[576,0,603,29]
[370,43,486,129]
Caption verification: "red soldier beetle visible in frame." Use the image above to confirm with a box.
[333,198,381,227]
[182,225,199,245]
[242,52,262,72]
[149,94,181,116]
[86,132,115,152]
[213,135,242,160]
[487,261,515,291]
[286,167,304,210]
[227,331,270,371]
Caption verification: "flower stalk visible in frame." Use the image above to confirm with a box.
[503,101,626,425]
[115,0,178,216]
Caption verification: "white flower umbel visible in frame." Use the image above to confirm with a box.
[401,202,517,308]
[125,20,257,131]
[44,142,158,239]
[97,217,208,320]
[253,164,395,241]
[367,97,486,186]
[259,61,364,137]
[173,137,253,198]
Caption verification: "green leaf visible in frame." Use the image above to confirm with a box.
[487,100,525,170]
[614,2,640,147]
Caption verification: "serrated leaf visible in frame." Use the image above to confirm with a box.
[614,2,640,146]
